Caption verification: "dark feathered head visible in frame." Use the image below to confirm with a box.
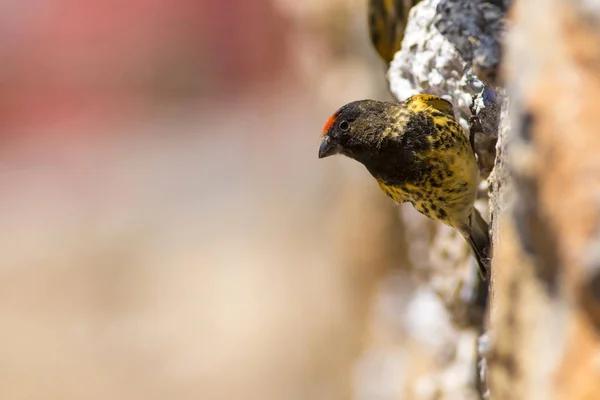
[318,100,398,164]
[318,95,458,183]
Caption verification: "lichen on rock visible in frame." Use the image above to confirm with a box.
[433,0,509,86]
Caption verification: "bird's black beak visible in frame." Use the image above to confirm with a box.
[318,136,340,159]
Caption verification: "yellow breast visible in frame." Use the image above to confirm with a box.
[375,146,478,228]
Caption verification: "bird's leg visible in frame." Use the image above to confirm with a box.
[468,98,484,154]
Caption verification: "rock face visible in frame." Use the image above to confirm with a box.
[433,0,508,86]
[488,0,600,399]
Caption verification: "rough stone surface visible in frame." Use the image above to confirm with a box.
[488,0,600,399]
[434,0,508,86]
[488,96,512,247]
[471,88,505,179]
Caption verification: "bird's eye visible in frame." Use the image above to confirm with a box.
[339,120,350,131]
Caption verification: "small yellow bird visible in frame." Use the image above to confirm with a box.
[368,0,421,63]
[319,94,490,276]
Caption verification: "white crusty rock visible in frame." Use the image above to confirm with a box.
[388,0,484,127]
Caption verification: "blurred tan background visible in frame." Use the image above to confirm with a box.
[0,1,463,399]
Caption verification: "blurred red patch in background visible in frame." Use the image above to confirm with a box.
[0,0,290,137]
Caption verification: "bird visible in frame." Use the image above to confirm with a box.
[318,94,490,277]
[368,0,421,64]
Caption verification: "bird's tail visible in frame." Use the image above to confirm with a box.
[466,208,491,279]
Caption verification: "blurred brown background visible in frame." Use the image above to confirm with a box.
[0,1,455,399]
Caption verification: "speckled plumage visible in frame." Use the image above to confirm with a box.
[319,94,490,276]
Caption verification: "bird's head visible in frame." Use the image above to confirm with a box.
[318,100,396,164]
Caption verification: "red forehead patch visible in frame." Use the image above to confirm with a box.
[322,114,338,135]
